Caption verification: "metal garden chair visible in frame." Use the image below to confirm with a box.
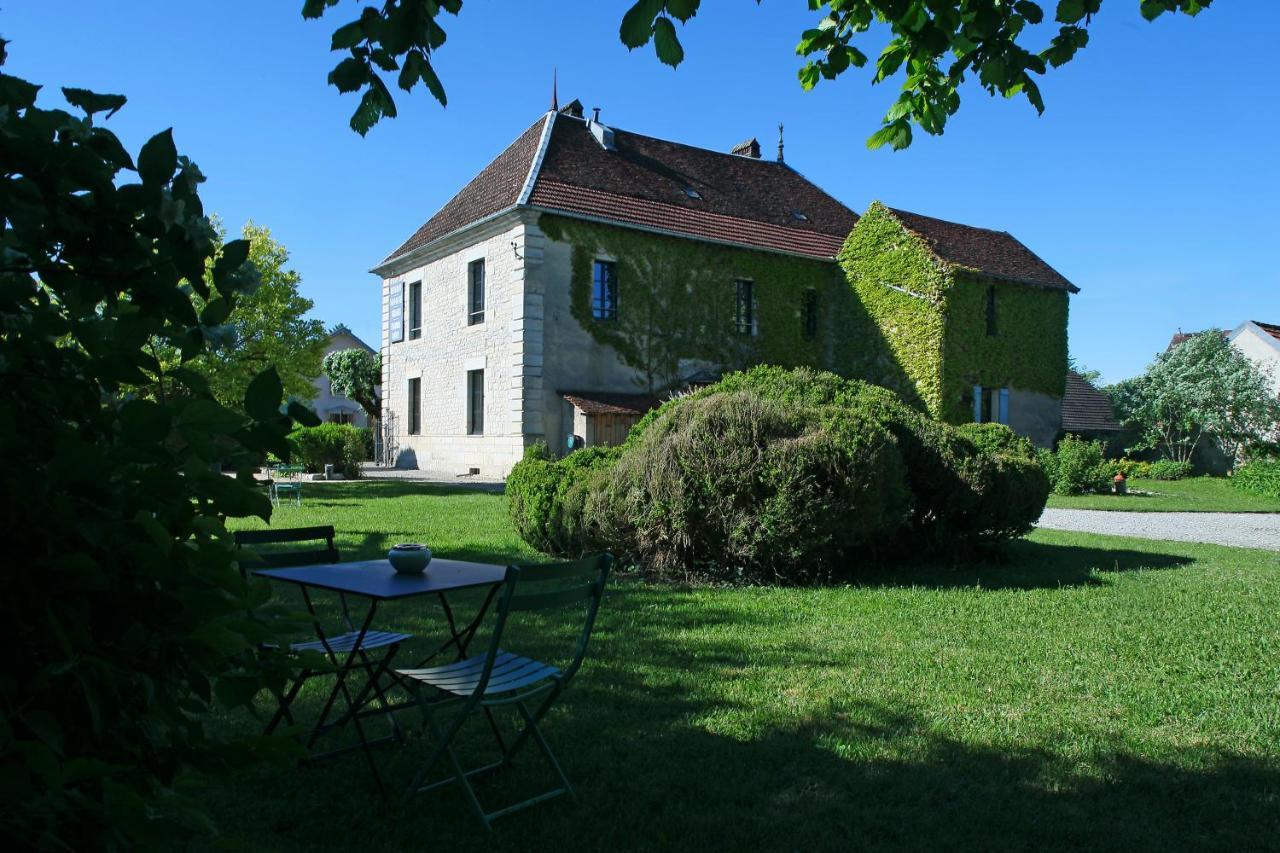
[234,526,413,740]
[270,464,304,507]
[396,552,614,829]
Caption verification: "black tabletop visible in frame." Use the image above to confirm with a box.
[253,558,509,600]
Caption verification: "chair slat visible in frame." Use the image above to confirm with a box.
[506,582,596,612]
[511,555,608,582]
[234,525,335,546]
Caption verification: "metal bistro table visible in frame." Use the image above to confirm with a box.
[253,557,509,794]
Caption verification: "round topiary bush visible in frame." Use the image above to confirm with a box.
[506,442,619,556]
[600,390,911,583]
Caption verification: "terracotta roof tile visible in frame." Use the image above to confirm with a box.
[560,390,660,416]
[382,116,546,262]
[1061,371,1121,433]
[530,116,857,258]
[887,207,1077,292]
[1253,320,1280,342]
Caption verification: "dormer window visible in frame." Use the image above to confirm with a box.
[683,186,702,199]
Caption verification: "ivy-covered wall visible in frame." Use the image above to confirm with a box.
[541,204,1069,427]
[837,202,1069,423]
[539,215,844,391]
[940,275,1069,422]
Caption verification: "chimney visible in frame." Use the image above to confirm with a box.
[592,106,601,123]
[730,137,761,158]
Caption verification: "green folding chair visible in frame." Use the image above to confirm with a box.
[272,464,304,507]
[396,553,614,829]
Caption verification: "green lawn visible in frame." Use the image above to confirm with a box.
[214,482,1280,852]
[1046,475,1280,513]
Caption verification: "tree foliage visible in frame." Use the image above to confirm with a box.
[0,47,313,847]
[322,347,381,421]
[188,223,329,411]
[1115,331,1280,464]
[306,1,1213,146]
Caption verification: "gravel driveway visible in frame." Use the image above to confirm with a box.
[1037,508,1280,551]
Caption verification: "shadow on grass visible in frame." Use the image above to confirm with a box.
[852,538,1195,591]
[305,480,505,500]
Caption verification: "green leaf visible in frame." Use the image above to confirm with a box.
[867,119,913,151]
[330,19,366,50]
[287,400,322,428]
[244,367,284,421]
[653,17,685,67]
[620,0,664,48]
[61,87,126,119]
[1055,0,1086,24]
[137,128,177,186]
[328,56,369,94]
[665,0,700,22]
[1014,1,1045,24]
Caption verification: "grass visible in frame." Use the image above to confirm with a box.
[213,482,1280,852]
[1046,475,1280,513]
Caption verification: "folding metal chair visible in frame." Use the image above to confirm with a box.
[271,464,304,507]
[396,553,614,829]
[234,526,413,741]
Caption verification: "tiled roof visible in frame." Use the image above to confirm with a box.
[529,116,857,259]
[886,207,1078,292]
[1061,371,1121,433]
[383,116,546,262]
[560,390,661,416]
[1253,320,1280,342]
[1167,328,1228,351]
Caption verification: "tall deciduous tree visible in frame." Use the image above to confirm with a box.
[305,1,1213,146]
[190,223,329,409]
[1115,331,1279,464]
[322,347,382,422]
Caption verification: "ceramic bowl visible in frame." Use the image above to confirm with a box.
[388,543,432,574]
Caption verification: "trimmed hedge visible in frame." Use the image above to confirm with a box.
[506,366,1050,583]
[1232,460,1280,499]
[289,423,365,478]
[1098,458,1193,481]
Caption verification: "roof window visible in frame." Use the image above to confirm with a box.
[791,210,809,222]
[683,186,702,199]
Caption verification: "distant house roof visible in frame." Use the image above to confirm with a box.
[379,109,858,267]
[328,323,376,354]
[885,207,1078,293]
[560,390,661,417]
[1252,320,1280,343]
[1166,328,1228,351]
[1061,371,1121,433]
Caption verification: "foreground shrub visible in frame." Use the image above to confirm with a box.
[509,367,1051,581]
[1233,460,1280,499]
[1046,435,1108,495]
[289,423,365,478]
[602,391,910,583]
[1,70,309,847]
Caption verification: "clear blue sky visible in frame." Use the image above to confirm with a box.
[5,1,1277,384]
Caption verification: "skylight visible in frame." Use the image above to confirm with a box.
[683,186,702,199]
[791,210,809,222]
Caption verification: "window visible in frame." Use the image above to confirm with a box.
[407,378,421,435]
[468,259,485,326]
[972,385,1009,424]
[467,369,484,435]
[986,285,997,336]
[801,288,818,340]
[592,260,618,320]
[328,412,355,425]
[408,280,422,340]
[735,279,757,336]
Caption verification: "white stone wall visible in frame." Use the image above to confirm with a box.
[529,225,649,453]
[1231,326,1280,397]
[381,219,539,475]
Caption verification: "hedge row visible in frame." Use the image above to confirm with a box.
[1039,436,1194,496]
[507,366,1049,584]
[1232,460,1280,499]
[288,423,366,478]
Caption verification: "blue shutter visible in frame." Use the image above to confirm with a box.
[389,282,405,343]
[998,388,1009,425]
[972,385,983,422]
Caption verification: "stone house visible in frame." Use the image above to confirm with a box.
[311,324,379,428]
[1228,321,1280,397]
[371,102,1077,476]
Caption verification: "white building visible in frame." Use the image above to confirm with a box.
[311,324,379,428]
[1228,320,1280,397]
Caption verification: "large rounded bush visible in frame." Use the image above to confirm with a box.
[507,366,1052,582]
[601,391,910,583]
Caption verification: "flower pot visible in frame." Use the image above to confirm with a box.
[388,543,432,574]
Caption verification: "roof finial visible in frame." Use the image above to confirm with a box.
[777,122,784,163]
[551,67,558,112]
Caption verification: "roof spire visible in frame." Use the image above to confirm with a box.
[550,68,558,112]
[777,123,785,163]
